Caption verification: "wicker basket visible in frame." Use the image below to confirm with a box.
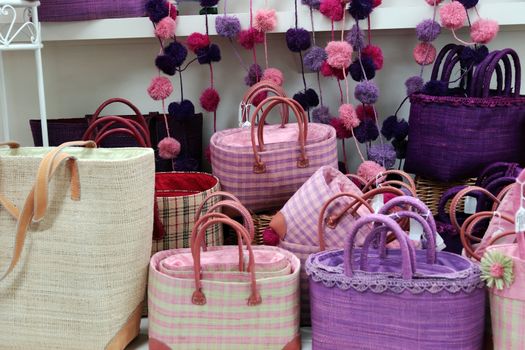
[415,176,477,216]
[224,211,275,245]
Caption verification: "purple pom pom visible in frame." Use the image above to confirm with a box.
[392,138,408,159]
[305,89,320,107]
[349,57,376,82]
[393,119,409,141]
[245,64,263,86]
[200,0,218,7]
[215,15,241,38]
[354,118,379,143]
[354,81,380,105]
[457,0,478,9]
[368,144,397,169]
[312,106,333,124]
[146,0,168,23]
[196,44,221,64]
[381,115,398,140]
[423,80,448,96]
[164,41,188,67]
[293,92,309,110]
[155,55,177,75]
[345,24,365,50]
[405,76,424,95]
[304,46,327,72]
[301,0,321,9]
[285,28,311,52]
[416,19,441,42]
[169,100,196,121]
[348,0,374,20]
[460,45,488,67]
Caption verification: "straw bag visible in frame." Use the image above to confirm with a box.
[306,213,486,349]
[0,141,154,349]
[210,94,337,212]
[148,207,301,349]
[405,46,525,182]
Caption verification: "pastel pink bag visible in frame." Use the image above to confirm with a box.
[210,94,337,212]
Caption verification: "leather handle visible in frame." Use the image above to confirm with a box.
[241,81,288,124]
[449,186,500,232]
[83,116,151,148]
[361,170,417,196]
[90,97,149,134]
[194,191,243,223]
[0,142,20,148]
[492,183,515,211]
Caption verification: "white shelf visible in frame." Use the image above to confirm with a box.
[40,2,525,42]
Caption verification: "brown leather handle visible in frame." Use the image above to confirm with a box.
[241,81,288,124]
[346,174,367,189]
[492,183,515,211]
[449,186,500,232]
[83,116,151,148]
[90,97,149,134]
[194,191,243,223]
[361,170,417,196]
[0,142,20,148]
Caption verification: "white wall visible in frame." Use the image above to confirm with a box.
[1,0,524,172]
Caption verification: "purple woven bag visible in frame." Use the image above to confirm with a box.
[306,212,485,350]
[405,47,525,182]
[39,0,147,22]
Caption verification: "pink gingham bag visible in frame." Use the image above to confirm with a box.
[210,94,337,212]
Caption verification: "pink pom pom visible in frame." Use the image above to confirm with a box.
[200,88,220,112]
[158,137,181,159]
[238,28,264,50]
[320,0,344,21]
[320,61,333,77]
[425,0,442,5]
[187,33,210,52]
[326,41,353,70]
[147,76,173,101]
[262,68,284,86]
[254,9,277,33]
[471,19,499,44]
[357,160,386,182]
[262,227,280,246]
[155,17,176,39]
[339,103,360,130]
[413,42,437,66]
[362,45,384,70]
[439,2,467,30]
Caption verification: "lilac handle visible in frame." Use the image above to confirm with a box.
[470,50,500,97]
[476,162,522,188]
[431,44,461,81]
[343,214,415,280]
[481,49,521,98]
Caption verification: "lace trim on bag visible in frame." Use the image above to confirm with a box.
[410,93,525,108]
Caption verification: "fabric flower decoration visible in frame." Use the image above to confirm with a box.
[480,251,514,290]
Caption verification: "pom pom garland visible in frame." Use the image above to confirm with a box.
[169,100,196,121]
[147,76,173,100]
[305,89,320,108]
[326,41,353,69]
[200,0,218,6]
[238,28,264,49]
[196,44,221,64]
[425,0,443,5]
[392,138,408,159]
[423,80,448,96]
[339,103,360,130]
[262,68,284,86]
[187,33,210,52]
[405,76,424,95]
[158,137,181,159]
[164,41,188,66]
[155,17,176,39]
[215,15,241,38]
[293,92,309,110]
[320,61,333,77]
[373,0,382,7]
[304,46,327,72]
[319,0,344,21]
[168,3,177,20]
[413,42,437,65]
[357,161,386,182]
[470,19,499,44]
[368,144,397,169]
[330,118,353,139]
[200,88,220,112]
[155,55,177,75]
[361,45,384,70]
[286,28,312,52]
[345,24,366,50]
[312,106,333,124]
[146,0,169,23]
[245,64,263,86]
[457,0,478,9]
[393,119,409,141]
[356,104,375,121]
[254,9,277,33]
[416,19,441,42]
[354,118,379,143]
[460,45,489,66]
[349,57,376,81]
[348,0,374,20]
[354,81,380,105]
[262,227,280,246]
[439,2,467,30]
[381,115,398,140]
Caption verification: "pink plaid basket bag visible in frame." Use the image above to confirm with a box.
[210,92,337,212]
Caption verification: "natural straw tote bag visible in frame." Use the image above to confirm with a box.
[148,212,301,349]
[210,95,337,212]
[306,213,486,350]
[0,141,154,349]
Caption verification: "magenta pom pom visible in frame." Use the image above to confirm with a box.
[312,106,333,124]
[345,24,365,50]
[215,15,241,38]
[339,103,360,130]
[355,81,379,105]
[413,42,437,65]
[168,3,177,20]
[187,33,210,52]
[373,0,382,7]
[416,20,441,42]
[155,17,176,39]
[320,61,333,77]
[348,0,374,20]
[262,227,280,246]
[326,41,353,70]
[147,76,173,101]
[200,88,220,112]
[304,46,327,72]
[362,45,384,70]
[357,160,386,182]
[330,118,352,139]
[457,0,478,9]
[158,137,181,159]
[354,118,379,143]
[439,2,467,30]
[252,91,268,107]
[262,68,284,86]
[425,0,442,5]
[254,9,277,33]
[368,144,397,169]
[285,28,311,52]
[245,63,263,86]
[470,19,499,44]
[319,0,344,21]
[238,28,264,49]
[405,76,424,95]
[356,105,375,121]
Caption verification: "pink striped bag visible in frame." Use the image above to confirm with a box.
[148,212,301,349]
[210,95,337,212]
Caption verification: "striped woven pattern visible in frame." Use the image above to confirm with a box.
[490,294,525,350]
[39,0,146,21]
[210,123,338,212]
[0,147,154,349]
[148,246,301,349]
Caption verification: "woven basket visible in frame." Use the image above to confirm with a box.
[224,211,275,245]
[416,176,476,215]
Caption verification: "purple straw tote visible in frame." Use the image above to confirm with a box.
[39,0,147,21]
[405,46,525,182]
[306,213,485,350]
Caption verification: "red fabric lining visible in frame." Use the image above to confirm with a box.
[155,172,217,197]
